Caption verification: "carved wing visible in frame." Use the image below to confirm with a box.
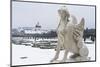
[73,18,85,41]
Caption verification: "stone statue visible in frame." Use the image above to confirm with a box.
[50,6,89,63]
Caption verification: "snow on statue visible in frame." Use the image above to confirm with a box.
[50,6,89,63]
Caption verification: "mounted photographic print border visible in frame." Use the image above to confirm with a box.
[10,0,96,67]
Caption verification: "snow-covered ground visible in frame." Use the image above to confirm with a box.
[12,39,95,66]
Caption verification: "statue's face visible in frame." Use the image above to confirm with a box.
[58,9,67,19]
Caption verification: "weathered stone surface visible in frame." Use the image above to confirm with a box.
[51,6,89,62]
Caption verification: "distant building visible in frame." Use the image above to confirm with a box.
[16,22,48,34]
[35,22,41,31]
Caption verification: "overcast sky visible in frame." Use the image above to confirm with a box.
[12,1,95,29]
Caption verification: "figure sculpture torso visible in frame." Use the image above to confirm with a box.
[57,16,79,53]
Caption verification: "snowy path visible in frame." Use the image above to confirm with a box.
[12,41,95,65]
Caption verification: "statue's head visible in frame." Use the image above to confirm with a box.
[58,6,70,21]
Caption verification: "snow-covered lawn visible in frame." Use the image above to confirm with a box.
[12,39,95,66]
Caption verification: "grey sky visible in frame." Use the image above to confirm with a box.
[12,1,95,29]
